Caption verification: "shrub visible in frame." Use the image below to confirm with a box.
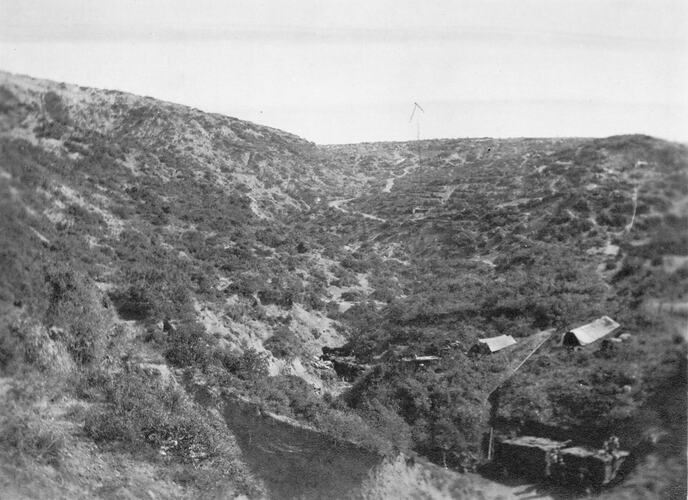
[315,409,394,455]
[257,288,294,308]
[0,318,75,375]
[222,301,250,321]
[114,262,196,321]
[74,368,264,496]
[356,399,413,452]
[66,203,105,229]
[44,91,70,124]
[44,268,110,365]
[341,290,363,301]
[331,265,360,286]
[264,325,300,359]
[165,321,210,368]
[0,404,65,466]
[359,455,478,500]
[241,375,328,421]
[341,254,370,273]
[109,285,154,320]
[217,347,270,380]
[300,291,326,311]
[84,371,227,462]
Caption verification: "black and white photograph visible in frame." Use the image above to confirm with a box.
[0,1,686,498]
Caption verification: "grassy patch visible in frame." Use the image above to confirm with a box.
[0,374,69,467]
[82,370,263,496]
[0,407,65,467]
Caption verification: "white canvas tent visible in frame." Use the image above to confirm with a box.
[478,334,517,353]
[562,316,620,346]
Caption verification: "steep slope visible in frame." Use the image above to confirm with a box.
[0,71,374,375]
[0,71,384,498]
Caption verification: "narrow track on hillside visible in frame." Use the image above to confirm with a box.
[609,184,642,239]
[624,185,640,234]
[382,162,418,194]
[327,197,386,222]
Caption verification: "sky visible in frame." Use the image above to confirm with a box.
[0,0,686,144]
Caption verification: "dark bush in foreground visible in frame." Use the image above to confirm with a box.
[84,372,227,462]
[80,370,264,496]
[164,322,210,368]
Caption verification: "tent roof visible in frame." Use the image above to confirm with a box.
[478,334,517,352]
[567,316,620,346]
[500,436,566,451]
[401,355,441,362]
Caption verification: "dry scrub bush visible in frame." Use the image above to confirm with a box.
[0,391,66,467]
[315,410,397,456]
[44,268,112,366]
[359,454,479,500]
[0,410,65,467]
[85,371,229,461]
[82,370,264,496]
[1,318,75,375]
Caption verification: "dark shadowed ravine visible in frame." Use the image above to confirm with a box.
[219,397,568,499]
[222,398,385,499]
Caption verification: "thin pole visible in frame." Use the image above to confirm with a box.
[488,426,494,460]
[509,333,550,379]
[417,119,421,166]
[486,329,554,401]
[409,102,424,167]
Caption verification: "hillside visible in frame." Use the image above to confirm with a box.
[0,71,686,498]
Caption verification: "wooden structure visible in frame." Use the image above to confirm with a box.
[554,446,629,486]
[495,436,565,479]
[494,436,629,486]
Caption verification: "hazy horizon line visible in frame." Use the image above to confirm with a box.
[1,24,684,51]
[2,68,685,146]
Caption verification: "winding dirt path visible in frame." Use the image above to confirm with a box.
[624,185,640,234]
[327,198,386,222]
[382,163,418,194]
[327,198,355,213]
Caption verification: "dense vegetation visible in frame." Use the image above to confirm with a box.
[321,137,687,489]
[0,71,686,498]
